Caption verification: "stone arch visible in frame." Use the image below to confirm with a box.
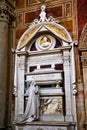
[78,23,87,129]
[79,23,87,50]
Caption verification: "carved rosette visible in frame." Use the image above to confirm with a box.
[0,3,15,22]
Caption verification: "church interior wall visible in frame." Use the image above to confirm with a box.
[0,0,87,130]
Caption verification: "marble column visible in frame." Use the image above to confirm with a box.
[5,21,15,129]
[0,1,15,129]
[63,50,73,122]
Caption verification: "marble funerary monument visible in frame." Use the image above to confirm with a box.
[14,5,77,130]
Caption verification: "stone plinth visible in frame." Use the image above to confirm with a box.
[14,122,76,130]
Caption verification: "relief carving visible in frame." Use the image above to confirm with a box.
[40,97,63,115]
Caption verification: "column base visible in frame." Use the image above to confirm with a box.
[0,127,5,130]
[65,114,73,122]
[0,125,12,130]
[5,125,12,130]
[0,128,12,130]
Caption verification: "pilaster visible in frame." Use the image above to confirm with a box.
[15,55,25,121]
[63,50,73,122]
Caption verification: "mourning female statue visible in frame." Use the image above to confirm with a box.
[21,80,39,123]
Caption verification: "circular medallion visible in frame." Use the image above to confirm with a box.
[36,35,56,51]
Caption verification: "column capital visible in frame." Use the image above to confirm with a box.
[81,57,87,68]
[0,2,15,22]
[63,50,70,65]
[63,56,70,65]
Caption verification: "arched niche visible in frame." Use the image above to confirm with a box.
[14,5,77,130]
[79,23,87,128]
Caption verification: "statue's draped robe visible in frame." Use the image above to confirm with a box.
[23,85,39,122]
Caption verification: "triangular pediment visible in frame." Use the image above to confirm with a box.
[17,22,72,50]
[17,5,72,50]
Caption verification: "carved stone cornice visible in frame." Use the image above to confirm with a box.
[0,2,15,22]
